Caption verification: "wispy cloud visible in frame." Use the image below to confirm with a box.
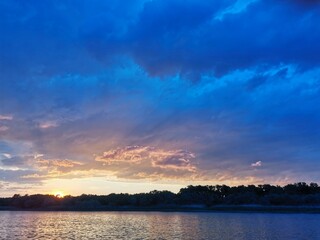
[2,153,12,159]
[0,126,9,132]
[38,121,58,129]
[36,158,83,168]
[0,115,13,121]
[251,161,262,167]
[0,115,12,131]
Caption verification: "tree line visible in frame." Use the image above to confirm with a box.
[1,182,320,210]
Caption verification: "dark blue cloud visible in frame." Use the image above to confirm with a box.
[142,0,319,76]
[2,0,320,78]
[70,0,320,77]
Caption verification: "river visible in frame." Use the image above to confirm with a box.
[0,211,319,239]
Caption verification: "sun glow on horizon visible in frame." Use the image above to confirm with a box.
[53,191,65,198]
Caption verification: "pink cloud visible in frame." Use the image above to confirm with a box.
[0,126,9,131]
[0,115,13,120]
[39,121,58,129]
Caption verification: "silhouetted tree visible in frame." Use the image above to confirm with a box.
[1,182,320,210]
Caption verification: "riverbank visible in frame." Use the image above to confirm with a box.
[1,205,320,213]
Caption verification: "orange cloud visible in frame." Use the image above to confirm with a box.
[96,146,151,164]
[36,158,83,168]
[94,145,199,180]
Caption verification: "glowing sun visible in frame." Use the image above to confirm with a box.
[53,191,65,198]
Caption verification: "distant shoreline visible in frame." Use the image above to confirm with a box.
[3,183,320,213]
[1,205,320,213]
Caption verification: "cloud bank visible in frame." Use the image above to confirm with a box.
[1,0,320,193]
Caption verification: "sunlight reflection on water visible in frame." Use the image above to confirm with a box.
[0,211,320,240]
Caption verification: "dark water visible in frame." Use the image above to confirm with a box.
[0,211,320,239]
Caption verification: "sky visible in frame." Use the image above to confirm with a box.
[1,0,320,197]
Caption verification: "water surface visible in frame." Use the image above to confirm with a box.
[0,211,319,239]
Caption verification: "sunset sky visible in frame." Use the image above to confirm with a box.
[1,0,320,197]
